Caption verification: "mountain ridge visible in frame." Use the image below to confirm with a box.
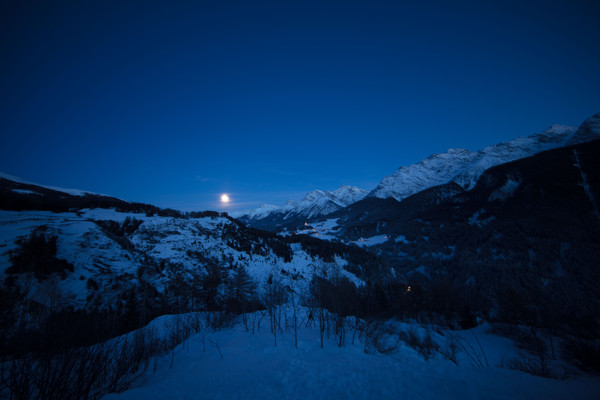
[233,185,366,228]
[239,113,600,229]
[367,123,586,201]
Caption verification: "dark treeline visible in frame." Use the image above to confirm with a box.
[0,177,230,219]
[0,259,260,359]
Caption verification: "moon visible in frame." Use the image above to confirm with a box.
[220,194,230,204]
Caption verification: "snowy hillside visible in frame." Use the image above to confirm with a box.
[0,208,362,314]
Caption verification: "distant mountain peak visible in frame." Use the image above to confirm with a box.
[235,185,366,226]
[546,123,575,134]
[568,112,600,145]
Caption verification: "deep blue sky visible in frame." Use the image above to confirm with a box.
[1,0,599,212]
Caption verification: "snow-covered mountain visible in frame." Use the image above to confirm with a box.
[368,122,598,201]
[239,114,600,228]
[235,185,366,228]
[568,112,600,145]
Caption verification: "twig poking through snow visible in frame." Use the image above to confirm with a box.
[208,339,223,359]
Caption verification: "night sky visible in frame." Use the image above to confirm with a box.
[1,0,599,212]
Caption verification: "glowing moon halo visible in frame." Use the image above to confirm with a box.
[220,194,230,204]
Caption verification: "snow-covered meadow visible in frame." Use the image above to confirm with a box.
[103,311,600,400]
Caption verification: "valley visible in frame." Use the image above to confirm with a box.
[0,113,599,399]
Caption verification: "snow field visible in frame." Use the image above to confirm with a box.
[103,311,600,400]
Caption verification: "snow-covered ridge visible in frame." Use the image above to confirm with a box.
[0,171,107,197]
[369,119,599,201]
[298,185,367,216]
[569,112,600,145]
[0,208,356,310]
[235,185,366,221]
[237,114,599,224]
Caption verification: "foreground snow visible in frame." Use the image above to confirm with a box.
[103,315,600,400]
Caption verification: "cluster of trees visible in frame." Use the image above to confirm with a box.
[221,221,293,262]
[0,259,260,358]
[285,234,391,281]
[308,275,478,332]
[0,309,214,400]
[6,229,74,280]
[96,217,144,237]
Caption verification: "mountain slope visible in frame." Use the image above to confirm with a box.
[240,113,600,232]
[368,123,589,201]
[305,139,600,336]
[0,174,157,214]
[0,172,106,197]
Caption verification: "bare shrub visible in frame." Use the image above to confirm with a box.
[499,354,566,379]
[449,334,488,368]
[363,321,399,354]
[105,331,156,394]
[401,327,421,350]
[204,311,235,330]
[0,313,208,400]
[399,327,439,361]
[2,343,113,400]
[418,331,439,360]
[440,334,460,365]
